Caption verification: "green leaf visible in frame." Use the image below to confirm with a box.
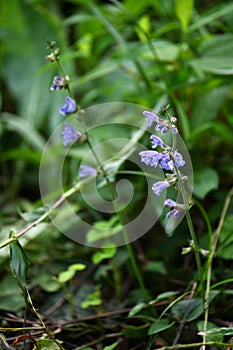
[58,264,86,284]
[0,274,25,312]
[171,298,204,322]
[190,57,233,75]
[1,113,45,151]
[150,41,179,62]
[18,207,47,223]
[173,97,190,141]
[58,269,75,284]
[128,302,145,318]
[9,236,30,293]
[145,261,166,274]
[1,0,70,131]
[190,86,230,129]
[171,292,219,323]
[198,34,233,58]
[213,121,233,145]
[33,338,62,350]
[69,263,86,272]
[123,324,148,339]
[198,326,233,336]
[148,319,175,335]
[2,147,41,163]
[72,60,119,88]
[193,167,219,199]
[33,273,61,293]
[89,4,126,47]
[136,15,151,42]
[217,215,233,260]
[103,341,119,350]
[156,291,179,301]
[92,246,117,264]
[81,288,102,309]
[87,217,123,243]
[197,321,224,342]
[175,0,194,33]
[189,3,233,32]
[211,278,233,289]
[81,299,102,308]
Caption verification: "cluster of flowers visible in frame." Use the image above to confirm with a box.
[46,42,81,145]
[53,85,96,177]
[55,92,82,146]
[139,110,186,219]
[49,69,96,177]
[47,40,187,212]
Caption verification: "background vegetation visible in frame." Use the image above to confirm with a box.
[0,0,233,349]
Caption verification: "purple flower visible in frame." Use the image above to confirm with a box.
[171,126,178,134]
[166,209,180,219]
[161,126,169,134]
[62,122,78,146]
[170,116,177,123]
[173,151,185,167]
[164,199,177,207]
[159,154,174,171]
[143,111,159,127]
[139,150,162,167]
[79,165,97,178]
[150,135,164,148]
[155,124,163,131]
[164,199,185,219]
[143,110,179,135]
[50,76,65,91]
[60,96,76,115]
[152,180,170,196]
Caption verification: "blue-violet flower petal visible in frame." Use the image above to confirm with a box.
[79,165,97,178]
[161,126,169,134]
[166,209,180,219]
[164,199,177,208]
[143,111,159,127]
[150,135,164,148]
[60,96,76,115]
[173,151,185,167]
[159,154,174,171]
[62,122,78,146]
[50,76,65,91]
[139,150,162,167]
[152,180,170,196]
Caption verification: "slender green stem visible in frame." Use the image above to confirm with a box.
[55,59,74,99]
[48,43,75,100]
[184,208,204,299]
[175,166,204,299]
[0,180,87,249]
[156,341,233,349]
[192,199,213,251]
[125,242,150,300]
[166,105,204,300]
[0,326,45,332]
[26,290,46,329]
[27,290,65,349]
[202,187,233,349]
